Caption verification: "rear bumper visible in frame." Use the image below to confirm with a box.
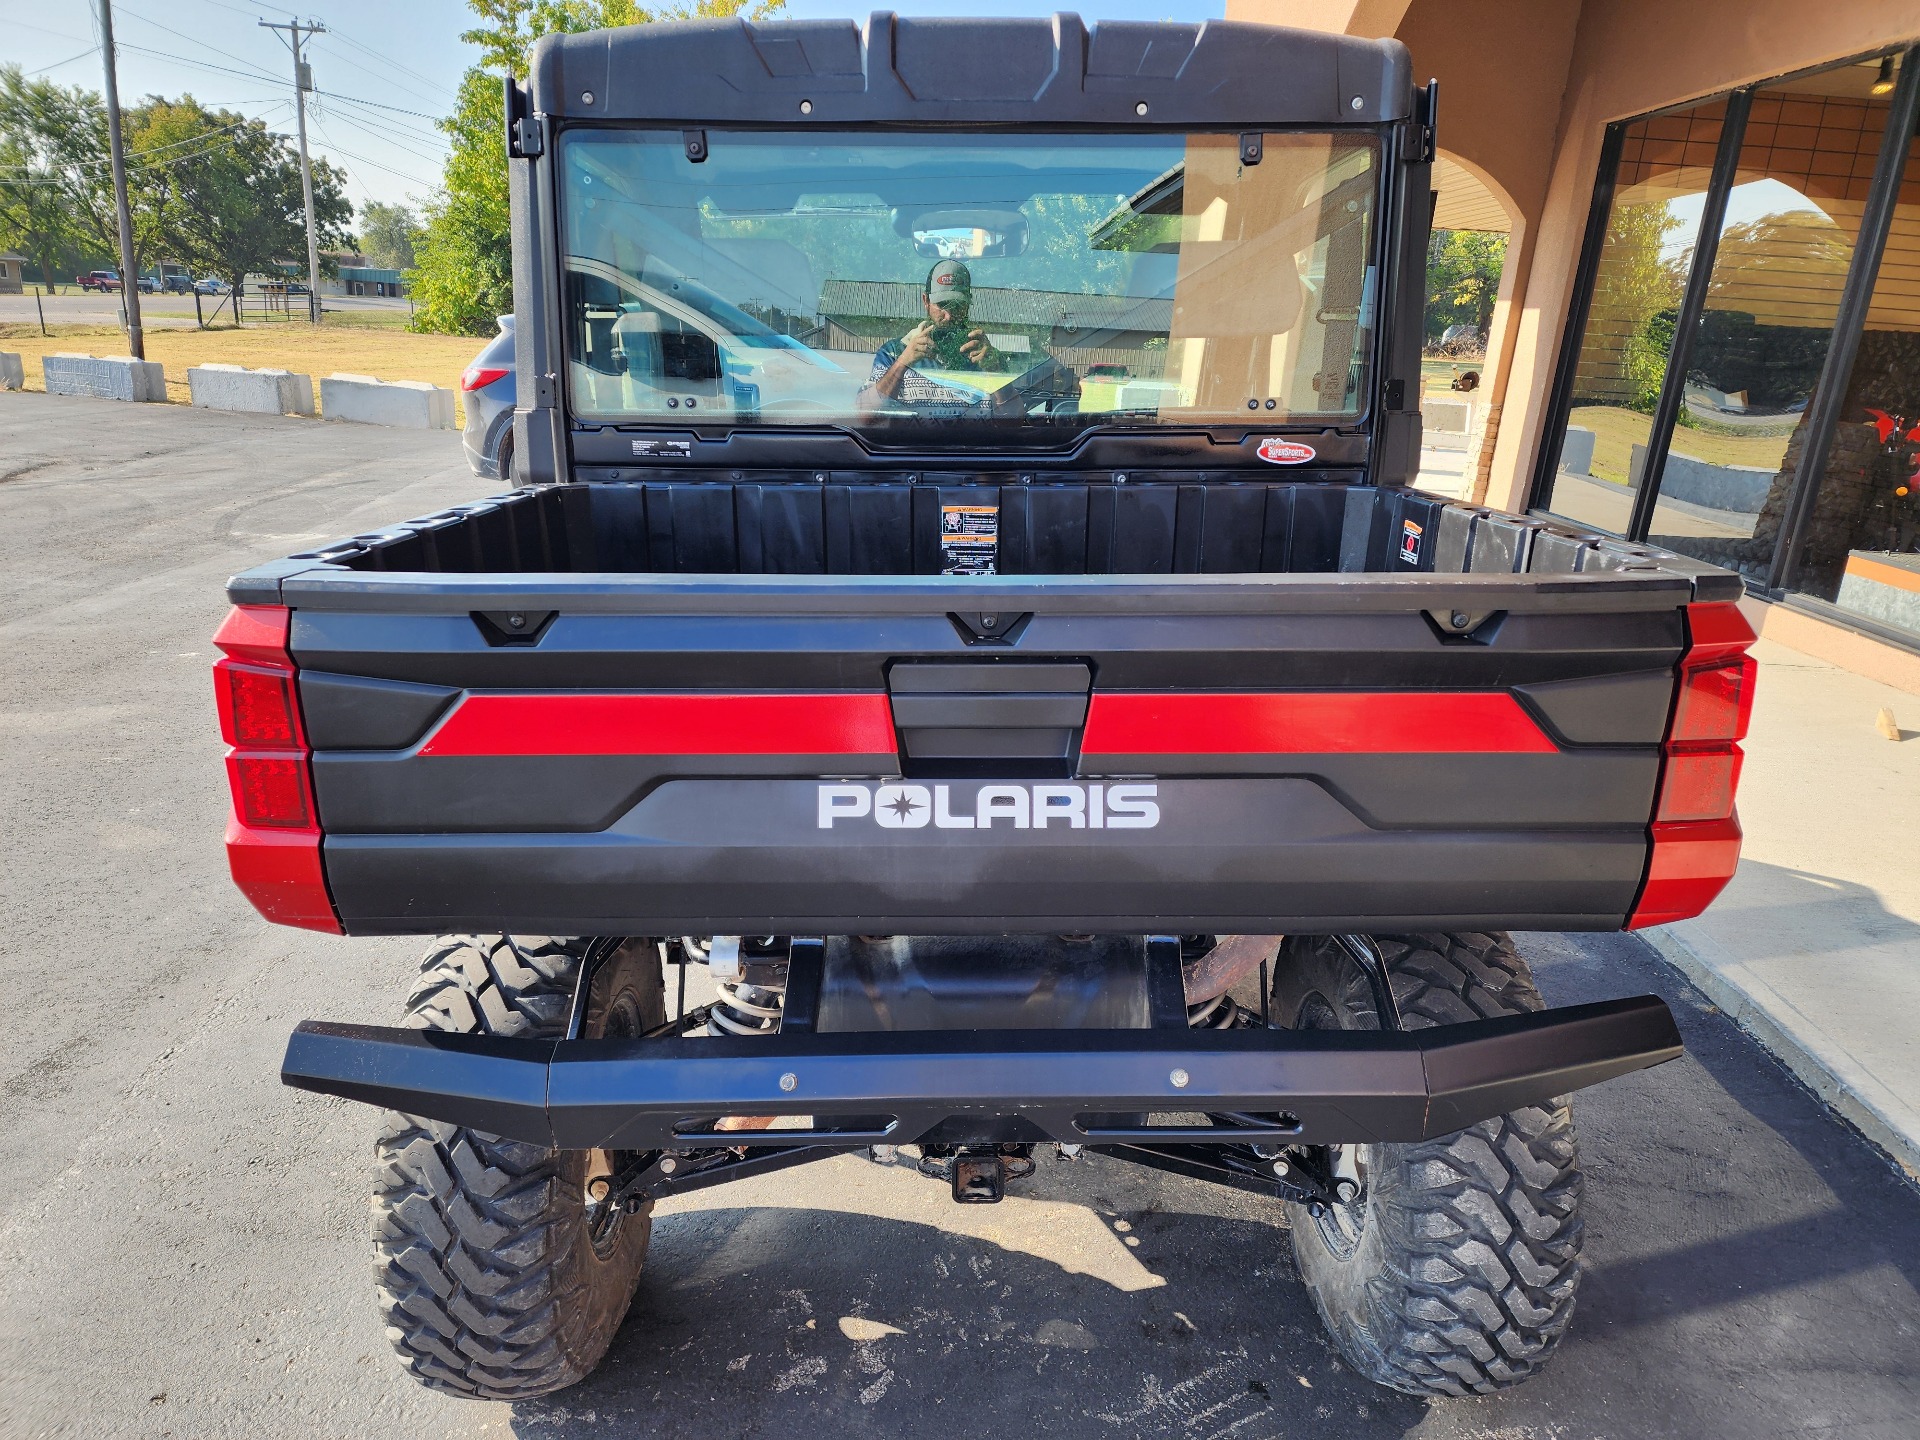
[280,994,1683,1150]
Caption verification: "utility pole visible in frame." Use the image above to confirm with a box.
[261,17,326,323]
[96,0,144,358]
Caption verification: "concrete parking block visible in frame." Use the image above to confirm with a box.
[188,363,316,416]
[42,352,165,402]
[0,352,22,390]
[320,372,454,430]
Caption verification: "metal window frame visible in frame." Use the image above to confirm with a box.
[1525,122,1625,514]
[1764,45,1920,594]
[1530,46,1920,562]
[1625,89,1750,541]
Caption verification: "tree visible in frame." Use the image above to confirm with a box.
[0,67,112,291]
[145,96,351,301]
[358,200,419,269]
[2,73,350,307]
[409,0,783,334]
[1424,228,1507,344]
[1578,197,1684,412]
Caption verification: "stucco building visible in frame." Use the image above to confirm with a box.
[1234,0,1920,667]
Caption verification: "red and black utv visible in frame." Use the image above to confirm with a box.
[216,11,1756,1401]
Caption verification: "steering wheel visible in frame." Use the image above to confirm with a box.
[963,355,1081,418]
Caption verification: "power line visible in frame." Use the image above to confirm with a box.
[113,39,449,123]
[306,116,438,190]
[319,31,458,103]
[315,90,443,122]
[25,47,100,78]
[3,17,90,44]
[116,40,289,87]
[116,2,280,76]
[0,117,285,183]
[0,112,270,175]
[315,98,449,153]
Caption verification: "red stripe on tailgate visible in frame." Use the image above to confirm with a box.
[417,693,898,757]
[1081,692,1557,755]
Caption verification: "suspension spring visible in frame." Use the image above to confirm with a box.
[1187,992,1249,1029]
[708,979,784,1036]
[681,936,789,1037]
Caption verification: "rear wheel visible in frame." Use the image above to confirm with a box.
[1272,932,1584,1396]
[371,935,665,1400]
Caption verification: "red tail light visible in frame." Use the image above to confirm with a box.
[1628,601,1757,928]
[213,605,341,933]
[461,364,509,392]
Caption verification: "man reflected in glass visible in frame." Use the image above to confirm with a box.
[859,260,1008,416]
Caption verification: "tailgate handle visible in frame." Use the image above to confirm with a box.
[887,663,1090,762]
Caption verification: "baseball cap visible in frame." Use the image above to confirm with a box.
[925,259,972,303]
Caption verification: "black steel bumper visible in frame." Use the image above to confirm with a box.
[280,994,1682,1150]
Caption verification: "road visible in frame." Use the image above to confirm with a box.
[0,291,412,330]
[1,392,1917,1439]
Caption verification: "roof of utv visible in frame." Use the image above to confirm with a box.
[527,11,1413,130]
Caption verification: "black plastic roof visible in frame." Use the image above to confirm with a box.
[528,12,1413,130]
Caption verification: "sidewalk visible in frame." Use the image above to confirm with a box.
[1646,628,1920,1180]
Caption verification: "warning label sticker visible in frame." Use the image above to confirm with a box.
[631,438,691,458]
[940,504,999,575]
[1399,518,1424,566]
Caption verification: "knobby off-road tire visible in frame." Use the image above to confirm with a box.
[371,935,666,1400]
[1272,932,1584,1397]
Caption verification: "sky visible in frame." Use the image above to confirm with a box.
[2,1,1226,225]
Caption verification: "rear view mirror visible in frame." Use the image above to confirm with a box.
[900,208,1029,259]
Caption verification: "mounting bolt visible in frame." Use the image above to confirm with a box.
[581,91,594,104]
[1450,611,1470,629]
[1169,1068,1190,1089]
[506,612,526,629]
[586,1176,612,1200]
[659,1156,678,1174]
[980,614,998,629]
[779,1072,798,1092]
[1350,95,1364,111]
[1334,1177,1360,1204]
[1271,1159,1290,1177]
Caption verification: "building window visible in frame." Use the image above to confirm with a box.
[1532,47,1920,647]
[1536,99,1729,536]
[1774,70,1920,639]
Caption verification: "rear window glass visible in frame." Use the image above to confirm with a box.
[559,129,1380,438]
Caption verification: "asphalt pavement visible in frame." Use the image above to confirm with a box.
[2,393,1917,1439]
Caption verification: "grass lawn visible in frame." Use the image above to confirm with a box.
[0,322,486,425]
[1569,404,1793,486]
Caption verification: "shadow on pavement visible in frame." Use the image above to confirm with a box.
[503,931,1920,1440]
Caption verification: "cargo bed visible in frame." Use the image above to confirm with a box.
[221,477,1747,938]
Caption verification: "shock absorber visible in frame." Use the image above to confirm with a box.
[686,936,787,1036]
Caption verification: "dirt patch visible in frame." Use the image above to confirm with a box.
[0,323,483,426]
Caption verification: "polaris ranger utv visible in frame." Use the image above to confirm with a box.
[221,12,1758,1402]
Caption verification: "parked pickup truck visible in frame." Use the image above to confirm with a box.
[224,11,1757,1405]
[76,270,120,292]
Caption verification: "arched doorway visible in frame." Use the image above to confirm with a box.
[1417,153,1518,497]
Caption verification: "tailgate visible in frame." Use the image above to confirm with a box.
[251,569,1717,935]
